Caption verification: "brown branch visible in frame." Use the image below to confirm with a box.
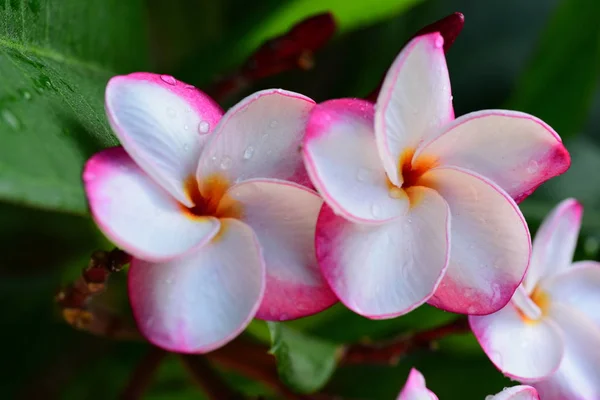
[56,248,140,340]
[341,317,470,365]
[206,13,336,103]
[120,347,168,400]
[181,355,247,400]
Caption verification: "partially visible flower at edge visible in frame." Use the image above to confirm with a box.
[83,73,337,353]
[397,368,539,400]
[470,198,600,400]
[302,32,570,319]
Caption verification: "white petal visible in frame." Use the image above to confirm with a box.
[424,167,531,314]
[223,179,336,320]
[106,73,223,206]
[375,33,453,186]
[416,110,569,203]
[488,386,540,400]
[198,89,314,188]
[303,99,409,223]
[397,369,438,400]
[469,303,563,381]
[524,199,582,292]
[83,147,219,261]
[540,261,600,327]
[534,304,600,400]
[128,219,265,353]
[316,187,450,319]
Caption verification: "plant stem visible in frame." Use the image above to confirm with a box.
[181,355,246,400]
[120,346,167,400]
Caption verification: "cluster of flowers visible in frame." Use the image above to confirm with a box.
[82,27,599,399]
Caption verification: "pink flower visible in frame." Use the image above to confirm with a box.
[470,199,600,399]
[397,368,539,400]
[302,32,570,318]
[83,73,336,353]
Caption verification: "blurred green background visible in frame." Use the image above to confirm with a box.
[2,0,600,398]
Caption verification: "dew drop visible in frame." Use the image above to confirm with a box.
[527,160,539,174]
[211,155,217,163]
[183,144,190,151]
[1,109,21,130]
[220,156,232,170]
[184,124,189,130]
[371,203,381,217]
[198,120,210,133]
[160,74,177,85]
[167,107,176,118]
[243,146,255,160]
[18,89,32,100]
[356,167,369,182]
[261,132,269,141]
[269,120,278,128]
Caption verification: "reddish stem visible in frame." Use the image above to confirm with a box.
[120,347,167,400]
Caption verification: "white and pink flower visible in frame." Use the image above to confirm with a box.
[83,73,336,353]
[302,32,570,318]
[470,199,600,400]
[397,368,539,400]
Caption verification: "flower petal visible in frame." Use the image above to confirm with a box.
[469,303,563,381]
[533,304,600,400]
[198,89,314,189]
[316,187,449,319]
[303,99,409,223]
[416,110,570,203]
[106,73,223,206]
[488,386,540,400]
[524,198,582,292]
[128,219,265,353]
[424,167,531,314]
[397,369,438,400]
[83,147,220,261]
[223,179,337,320]
[540,261,600,327]
[375,32,453,186]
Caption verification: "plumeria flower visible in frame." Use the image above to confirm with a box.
[83,73,336,353]
[470,199,600,399]
[397,368,539,400]
[302,32,570,318]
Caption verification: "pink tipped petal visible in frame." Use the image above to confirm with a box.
[534,304,600,400]
[524,199,582,292]
[83,147,220,261]
[106,73,223,206]
[424,167,531,314]
[223,179,337,320]
[128,219,265,353]
[316,187,450,319]
[303,99,409,223]
[198,89,314,188]
[488,386,540,400]
[417,110,570,203]
[375,32,453,185]
[469,303,563,381]
[540,261,600,327]
[397,369,438,400]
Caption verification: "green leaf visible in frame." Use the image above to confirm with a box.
[267,322,341,394]
[506,0,600,137]
[0,0,149,214]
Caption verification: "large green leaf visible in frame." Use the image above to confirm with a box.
[268,322,341,394]
[506,0,600,137]
[0,0,148,214]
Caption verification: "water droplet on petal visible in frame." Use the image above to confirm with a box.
[371,203,381,217]
[269,120,278,128]
[356,168,369,182]
[1,109,21,130]
[220,156,232,170]
[243,146,255,160]
[198,120,210,133]
[183,144,189,151]
[167,107,176,118]
[261,133,269,141]
[527,160,539,174]
[183,124,189,130]
[160,74,177,85]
